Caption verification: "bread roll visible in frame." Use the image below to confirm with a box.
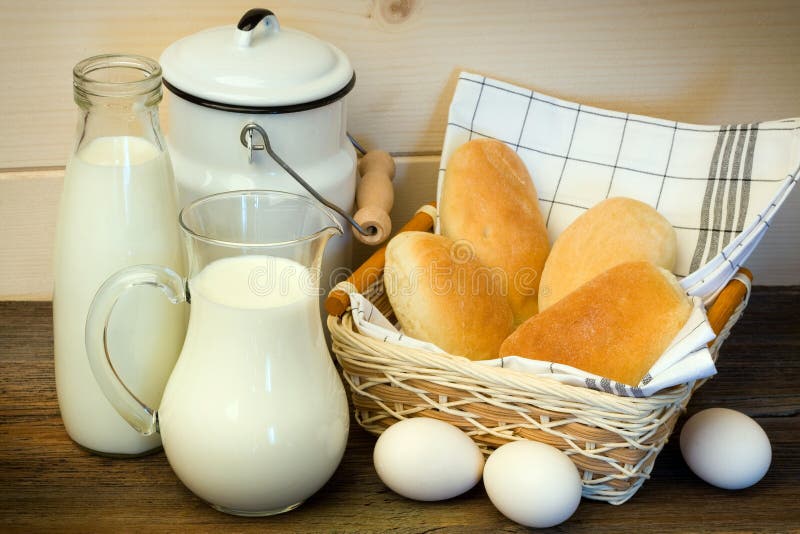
[440,139,550,325]
[538,197,677,311]
[384,231,514,361]
[500,261,692,386]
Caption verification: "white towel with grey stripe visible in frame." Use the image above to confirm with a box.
[435,72,799,302]
[346,72,795,396]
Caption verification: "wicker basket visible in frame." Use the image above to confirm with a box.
[326,207,751,505]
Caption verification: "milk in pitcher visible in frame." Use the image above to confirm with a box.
[158,254,349,515]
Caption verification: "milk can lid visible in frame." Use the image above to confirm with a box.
[159,8,355,113]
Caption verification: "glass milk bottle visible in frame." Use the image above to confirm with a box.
[53,54,186,456]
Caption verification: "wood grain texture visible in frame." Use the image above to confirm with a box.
[1,0,799,168]
[0,288,798,531]
[1,155,796,300]
[0,169,62,300]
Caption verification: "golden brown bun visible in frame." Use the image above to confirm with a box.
[384,231,514,361]
[440,139,550,325]
[538,197,677,311]
[500,261,692,386]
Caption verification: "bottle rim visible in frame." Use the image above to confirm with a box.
[73,54,162,99]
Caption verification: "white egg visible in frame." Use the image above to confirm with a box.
[483,440,582,528]
[680,407,771,490]
[373,417,484,501]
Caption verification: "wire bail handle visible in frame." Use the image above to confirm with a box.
[240,123,376,237]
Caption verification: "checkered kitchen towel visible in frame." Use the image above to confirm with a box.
[436,72,799,302]
[348,72,798,396]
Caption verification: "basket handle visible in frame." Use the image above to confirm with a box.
[706,267,753,337]
[325,202,436,316]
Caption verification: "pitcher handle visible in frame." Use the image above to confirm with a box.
[85,264,186,435]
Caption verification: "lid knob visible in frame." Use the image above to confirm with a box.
[236,8,281,48]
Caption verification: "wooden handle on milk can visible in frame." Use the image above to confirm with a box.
[352,150,396,246]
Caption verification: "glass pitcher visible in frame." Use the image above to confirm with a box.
[53,54,186,456]
[85,190,349,517]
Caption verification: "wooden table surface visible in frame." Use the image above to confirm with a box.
[1,289,798,532]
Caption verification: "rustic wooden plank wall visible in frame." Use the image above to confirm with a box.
[1,0,798,299]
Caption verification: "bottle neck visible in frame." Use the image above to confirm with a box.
[72,55,166,154]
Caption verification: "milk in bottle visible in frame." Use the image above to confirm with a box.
[53,55,186,456]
